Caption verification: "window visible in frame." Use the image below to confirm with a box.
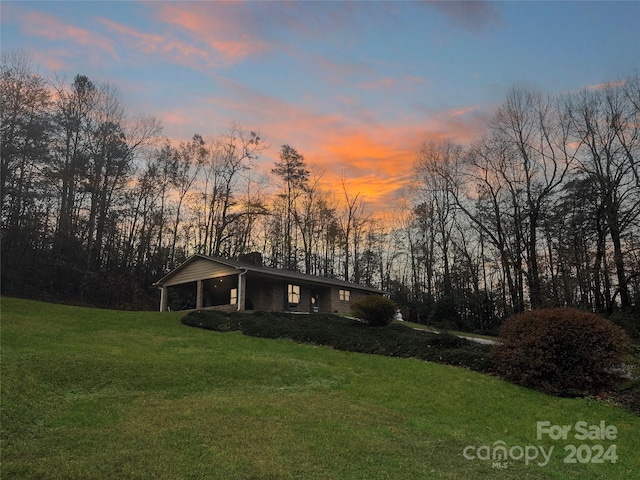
[230,288,238,305]
[339,289,350,301]
[288,284,300,305]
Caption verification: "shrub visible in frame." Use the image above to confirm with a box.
[492,308,631,397]
[350,295,397,326]
[609,309,640,340]
[428,296,460,330]
[181,310,241,332]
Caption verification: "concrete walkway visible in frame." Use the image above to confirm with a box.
[406,323,498,345]
[458,335,497,345]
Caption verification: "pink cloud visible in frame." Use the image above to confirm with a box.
[18,10,116,58]
[99,17,226,70]
[30,48,68,72]
[450,106,478,116]
[100,18,164,55]
[152,3,268,66]
[586,79,627,91]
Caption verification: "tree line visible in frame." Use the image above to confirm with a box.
[2,51,638,333]
[0,52,376,309]
[403,80,640,332]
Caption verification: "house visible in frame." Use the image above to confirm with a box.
[153,253,385,314]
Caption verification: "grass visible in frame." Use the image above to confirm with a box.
[2,297,639,479]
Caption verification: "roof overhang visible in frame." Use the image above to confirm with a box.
[154,254,385,294]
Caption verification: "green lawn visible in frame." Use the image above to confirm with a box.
[1,297,638,479]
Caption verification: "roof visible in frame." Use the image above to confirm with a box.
[154,254,385,294]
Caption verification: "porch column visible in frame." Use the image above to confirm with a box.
[196,280,203,309]
[160,286,168,312]
[237,270,247,311]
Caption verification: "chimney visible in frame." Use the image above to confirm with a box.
[239,252,263,266]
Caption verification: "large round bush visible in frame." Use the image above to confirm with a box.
[351,295,397,326]
[492,308,631,396]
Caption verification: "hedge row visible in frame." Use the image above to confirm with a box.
[181,310,491,372]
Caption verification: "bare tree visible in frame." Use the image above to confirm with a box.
[566,80,640,310]
[490,88,575,308]
[199,125,264,258]
[337,173,370,282]
[293,171,336,274]
[442,135,525,313]
[167,134,205,264]
[84,82,162,269]
[415,140,463,296]
[620,74,640,185]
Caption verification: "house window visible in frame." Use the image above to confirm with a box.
[339,289,350,301]
[288,284,300,305]
[230,288,238,305]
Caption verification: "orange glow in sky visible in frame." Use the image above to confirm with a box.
[3,1,638,212]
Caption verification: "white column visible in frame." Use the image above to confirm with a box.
[160,286,167,312]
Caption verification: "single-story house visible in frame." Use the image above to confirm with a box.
[153,253,385,314]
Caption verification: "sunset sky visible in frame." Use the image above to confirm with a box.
[2,1,639,210]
